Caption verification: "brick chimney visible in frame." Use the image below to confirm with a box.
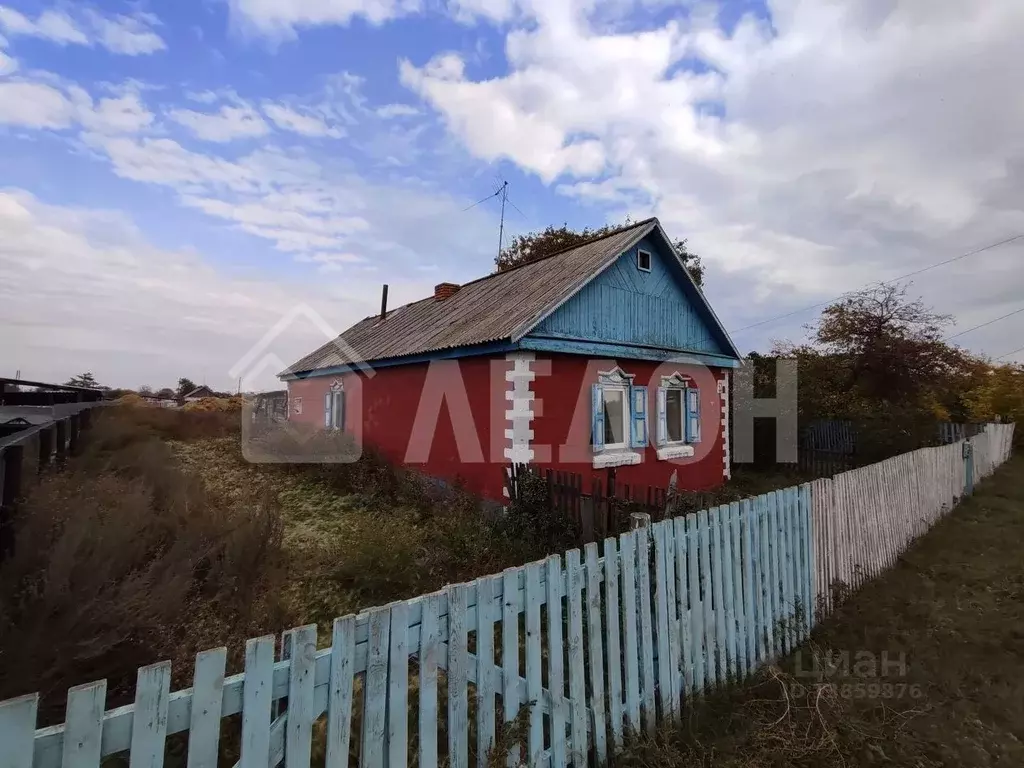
[434,282,460,301]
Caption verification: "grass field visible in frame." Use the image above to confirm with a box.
[617,453,1024,767]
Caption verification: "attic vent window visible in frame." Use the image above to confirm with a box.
[637,249,652,272]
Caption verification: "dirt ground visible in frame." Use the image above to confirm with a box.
[616,453,1024,767]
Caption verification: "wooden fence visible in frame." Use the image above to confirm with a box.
[503,463,669,542]
[0,423,1015,768]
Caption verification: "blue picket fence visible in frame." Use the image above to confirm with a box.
[0,424,1015,768]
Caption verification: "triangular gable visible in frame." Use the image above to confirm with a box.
[518,222,741,360]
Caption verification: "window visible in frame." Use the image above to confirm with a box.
[637,248,652,272]
[591,367,646,468]
[324,381,345,430]
[656,374,700,460]
[291,397,302,415]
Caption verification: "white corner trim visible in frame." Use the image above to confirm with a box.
[720,373,731,480]
[593,450,643,469]
[656,444,695,461]
[504,351,536,496]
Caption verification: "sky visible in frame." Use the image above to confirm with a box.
[0,0,1021,392]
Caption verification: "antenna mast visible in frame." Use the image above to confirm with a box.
[496,180,508,259]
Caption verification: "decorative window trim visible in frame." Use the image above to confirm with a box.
[592,366,643,467]
[291,396,302,415]
[594,449,643,469]
[637,248,652,272]
[656,444,695,461]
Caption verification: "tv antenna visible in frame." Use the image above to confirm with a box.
[462,178,526,258]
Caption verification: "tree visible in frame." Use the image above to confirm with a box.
[138,385,153,395]
[495,220,705,287]
[177,378,197,397]
[65,373,100,388]
[156,388,176,399]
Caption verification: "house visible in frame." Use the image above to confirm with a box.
[281,218,742,501]
[182,385,217,402]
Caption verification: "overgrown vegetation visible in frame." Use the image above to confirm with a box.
[614,455,1024,767]
[0,406,582,721]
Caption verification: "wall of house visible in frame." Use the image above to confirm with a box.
[529,352,728,492]
[531,234,726,355]
[286,355,509,500]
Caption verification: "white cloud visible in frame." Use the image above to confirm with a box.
[0,37,17,74]
[0,78,153,133]
[0,188,435,390]
[0,81,75,128]
[169,103,270,142]
[0,6,87,45]
[0,5,164,54]
[227,0,423,38]
[375,103,420,119]
[85,10,166,55]
[405,0,1024,355]
[262,102,343,137]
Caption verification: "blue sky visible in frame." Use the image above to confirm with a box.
[1,0,1022,390]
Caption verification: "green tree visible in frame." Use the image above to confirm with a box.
[495,220,705,287]
[65,373,100,388]
[177,378,197,397]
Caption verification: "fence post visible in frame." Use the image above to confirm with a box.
[0,444,24,559]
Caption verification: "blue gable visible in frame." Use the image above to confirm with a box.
[525,234,734,361]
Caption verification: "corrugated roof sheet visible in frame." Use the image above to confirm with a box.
[284,219,658,374]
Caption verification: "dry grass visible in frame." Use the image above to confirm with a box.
[614,453,1024,767]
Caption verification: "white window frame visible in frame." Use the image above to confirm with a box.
[326,380,345,430]
[657,373,695,461]
[636,248,652,272]
[594,367,643,468]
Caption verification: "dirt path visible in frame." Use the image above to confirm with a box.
[618,454,1024,767]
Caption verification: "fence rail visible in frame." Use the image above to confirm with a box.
[0,423,1015,768]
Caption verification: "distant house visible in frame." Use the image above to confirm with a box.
[281,218,742,502]
[182,385,217,402]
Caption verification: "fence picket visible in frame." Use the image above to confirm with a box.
[130,662,171,768]
[387,605,409,768]
[566,549,588,761]
[710,507,727,686]
[635,525,657,730]
[326,616,356,768]
[698,510,714,690]
[740,499,756,674]
[603,536,624,746]
[686,514,704,693]
[0,693,37,768]
[524,562,545,766]
[362,608,390,768]
[500,568,520,767]
[241,637,274,768]
[619,531,641,730]
[64,681,106,768]
[545,555,568,767]
[673,517,694,698]
[584,543,608,762]
[286,625,317,768]
[663,521,682,709]
[475,577,497,767]
[757,496,773,661]
[721,504,738,681]
[653,522,674,717]
[186,650,225,768]
[448,584,469,768]
[780,490,795,653]
[418,594,441,768]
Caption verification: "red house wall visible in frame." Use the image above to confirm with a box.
[529,353,727,493]
[286,356,509,500]
[285,351,727,503]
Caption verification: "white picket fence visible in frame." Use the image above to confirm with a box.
[0,424,1014,768]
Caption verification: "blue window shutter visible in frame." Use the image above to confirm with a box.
[685,388,702,443]
[591,384,605,452]
[631,386,648,447]
[656,387,667,446]
[324,391,332,428]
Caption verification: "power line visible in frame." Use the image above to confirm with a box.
[946,305,1024,341]
[996,345,1024,361]
[730,232,1024,336]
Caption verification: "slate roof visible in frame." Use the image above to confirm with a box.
[283,217,738,376]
